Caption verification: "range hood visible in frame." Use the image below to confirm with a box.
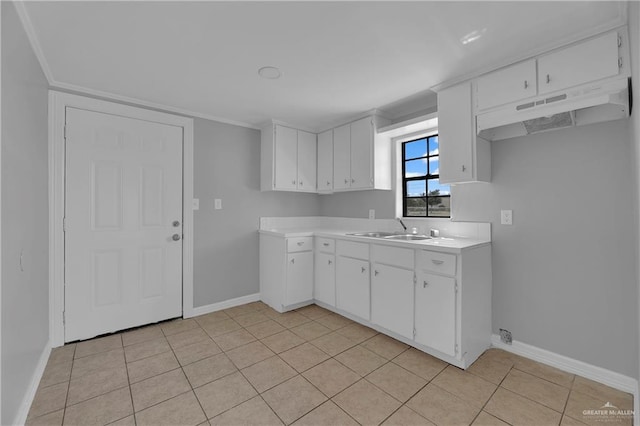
[476,77,630,141]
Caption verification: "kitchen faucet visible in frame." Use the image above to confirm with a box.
[396,218,407,232]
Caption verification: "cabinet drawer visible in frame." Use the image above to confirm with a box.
[371,244,414,269]
[417,250,456,276]
[287,237,313,253]
[336,240,369,260]
[315,237,335,253]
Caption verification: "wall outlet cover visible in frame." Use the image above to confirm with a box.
[500,209,513,225]
[214,198,222,210]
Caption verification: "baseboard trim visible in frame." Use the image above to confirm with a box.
[187,293,261,318]
[14,340,52,426]
[491,334,639,425]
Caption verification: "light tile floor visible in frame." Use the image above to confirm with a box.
[27,302,634,426]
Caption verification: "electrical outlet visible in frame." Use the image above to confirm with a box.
[500,210,513,225]
[368,209,375,220]
[499,328,512,345]
[214,198,222,210]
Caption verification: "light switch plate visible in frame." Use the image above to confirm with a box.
[193,198,199,211]
[501,210,513,225]
[214,199,222,210]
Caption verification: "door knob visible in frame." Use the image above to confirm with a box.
[172,220,180,227]
[172,234,181,241]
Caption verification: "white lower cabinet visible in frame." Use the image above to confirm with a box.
[415,271,457,356]
[286,251,313,306]
[260,232,492,368]
[371,263,414,339]
[314,252,335,306]
[336,256,370,320]
[259,233,313,313]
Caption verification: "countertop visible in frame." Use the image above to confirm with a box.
[258,227,490,254]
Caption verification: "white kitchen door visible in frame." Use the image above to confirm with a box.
[64,107,184,342]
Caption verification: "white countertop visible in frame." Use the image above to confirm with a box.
[258,227,490,253]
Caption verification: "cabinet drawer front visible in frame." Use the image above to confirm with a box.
[336,240,369,260]
[315,238,335,253]
[287,237,313,253]
[417,250,456,276]
[371,244,414,269]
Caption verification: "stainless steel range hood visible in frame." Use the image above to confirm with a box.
[476,77,630,141]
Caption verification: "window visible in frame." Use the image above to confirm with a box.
[402,135,450,217]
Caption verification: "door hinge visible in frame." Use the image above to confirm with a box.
[455,343,459,353]
[618,35,622,47]
[618,57,623,68]
[64,125,67,140]
[62,311,66,326]
[63,217,66,232]
[413,273,417,285]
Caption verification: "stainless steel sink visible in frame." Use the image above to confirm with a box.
[384,234,432,241]
[347,231,396,238]
[347,231,432,241]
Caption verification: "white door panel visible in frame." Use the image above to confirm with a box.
[65,107,183,342]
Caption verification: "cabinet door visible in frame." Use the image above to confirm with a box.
[333,124,351,190]
[415,272,456,356]
[336,256,370,320]
[538,31,620,95]
[476,59,537,111]
[286,252,313,306]
[274,125,298,190]
[438,83,474,184]
[314,252,335,306]
[371,263,414,339]
[317,130,333,192]
[350,117,373,189]
[297,130,317,191]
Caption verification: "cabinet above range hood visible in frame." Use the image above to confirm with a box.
[476,76,630,142]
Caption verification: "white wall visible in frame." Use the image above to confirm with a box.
[193,118,320,307]
[1,2,50,423]
[628,1,640,382]
[452,120,638,378]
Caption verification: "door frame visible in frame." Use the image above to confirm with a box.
[48,91,195,347]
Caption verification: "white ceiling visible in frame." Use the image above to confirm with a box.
[22,1,626,131]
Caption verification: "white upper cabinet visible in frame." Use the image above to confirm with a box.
[317,130,334,193]
[273,125,298,190]
[333,124,351,190]
[438,82,491,184]
[349,117,374,189]
[297,130,317,192]
[476,59,537,111]
[474,30,626,112]
[330,115,391,192]
[261,123,317,192]
[537,31,621,95]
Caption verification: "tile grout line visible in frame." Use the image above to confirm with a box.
[60,343,77,426]
[468,363,516,426]
[119,333,138,426]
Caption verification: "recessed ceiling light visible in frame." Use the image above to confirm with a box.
[258,66,281,80]
[460,28,487,45]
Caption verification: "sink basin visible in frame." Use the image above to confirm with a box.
[384,234,432,241]
[347,231,432,241]
[347,231,396,238]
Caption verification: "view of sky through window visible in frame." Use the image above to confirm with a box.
[402,135,450,217]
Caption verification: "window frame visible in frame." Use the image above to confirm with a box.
[401,135,451,218]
